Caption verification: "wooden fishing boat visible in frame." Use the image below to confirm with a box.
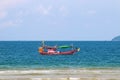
[38,41,80,55]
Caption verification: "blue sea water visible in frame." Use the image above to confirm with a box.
[0,41,120,70]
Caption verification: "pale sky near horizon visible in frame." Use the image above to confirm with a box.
[0,0,120,41]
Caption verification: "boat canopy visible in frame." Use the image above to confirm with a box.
[58,45,72,49]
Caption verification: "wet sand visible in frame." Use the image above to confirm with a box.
[0,69,120,80]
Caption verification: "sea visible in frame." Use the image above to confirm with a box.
[0,41,120,70]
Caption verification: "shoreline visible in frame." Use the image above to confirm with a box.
[0,68,120,80]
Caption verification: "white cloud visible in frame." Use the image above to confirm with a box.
[16,11,24,17]
[2,21,16,27]
[0,0,26,11]
[0,0,27,28]
[0,0,27,19]
[37,5,52,15]
[0,11,7,19]
[15,10,29,18]
[0,19,23,29]
[0,21,15,29]
[59,6,68,16]
[87,10,96,15]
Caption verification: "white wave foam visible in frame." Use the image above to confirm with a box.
[0,69,120,75]
[0,70,54,75]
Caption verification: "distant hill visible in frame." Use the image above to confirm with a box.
[112,36,120,41]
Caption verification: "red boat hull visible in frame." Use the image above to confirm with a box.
[40,49,77,55]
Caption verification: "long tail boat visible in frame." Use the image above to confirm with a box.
[38,41,80,55]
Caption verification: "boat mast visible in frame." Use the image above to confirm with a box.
[42,41,45,47]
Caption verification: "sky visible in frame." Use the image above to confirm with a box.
[0,0,120,41]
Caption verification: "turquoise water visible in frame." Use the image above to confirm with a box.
[0,41,120,70]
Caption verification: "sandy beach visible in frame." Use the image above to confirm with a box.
[0,68,120,80]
